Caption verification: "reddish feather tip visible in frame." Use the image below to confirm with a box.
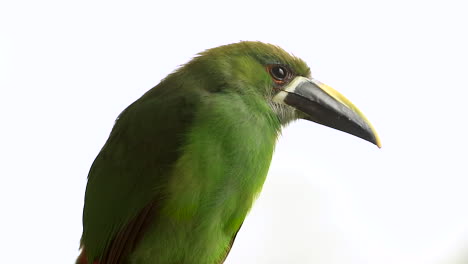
[76,249,99,264]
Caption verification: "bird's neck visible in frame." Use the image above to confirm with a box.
[132,91,282,264]
[164,90,281,231]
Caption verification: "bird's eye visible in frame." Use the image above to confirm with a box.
[268,65,290,84]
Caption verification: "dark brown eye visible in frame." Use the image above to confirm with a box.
[268,65,289,84]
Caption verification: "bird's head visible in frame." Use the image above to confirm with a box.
[186,41,380,147]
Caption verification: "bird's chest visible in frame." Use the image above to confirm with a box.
[165,121,276,225]
[150,115,278,262]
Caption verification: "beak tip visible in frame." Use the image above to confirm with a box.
[372,135,382,148]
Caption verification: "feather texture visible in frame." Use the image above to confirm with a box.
[79,41,310,263]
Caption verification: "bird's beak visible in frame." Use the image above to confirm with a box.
[273,76,381,147]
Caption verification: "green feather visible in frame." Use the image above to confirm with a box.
[81,41,311,263]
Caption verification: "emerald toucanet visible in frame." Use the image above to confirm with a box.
[77,41,380,264]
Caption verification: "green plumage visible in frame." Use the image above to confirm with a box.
[81,42,310,264]
[79,41,379,264]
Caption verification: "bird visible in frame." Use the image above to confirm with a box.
[77,41,380,264]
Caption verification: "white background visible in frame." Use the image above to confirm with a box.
[1,0,468,263]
